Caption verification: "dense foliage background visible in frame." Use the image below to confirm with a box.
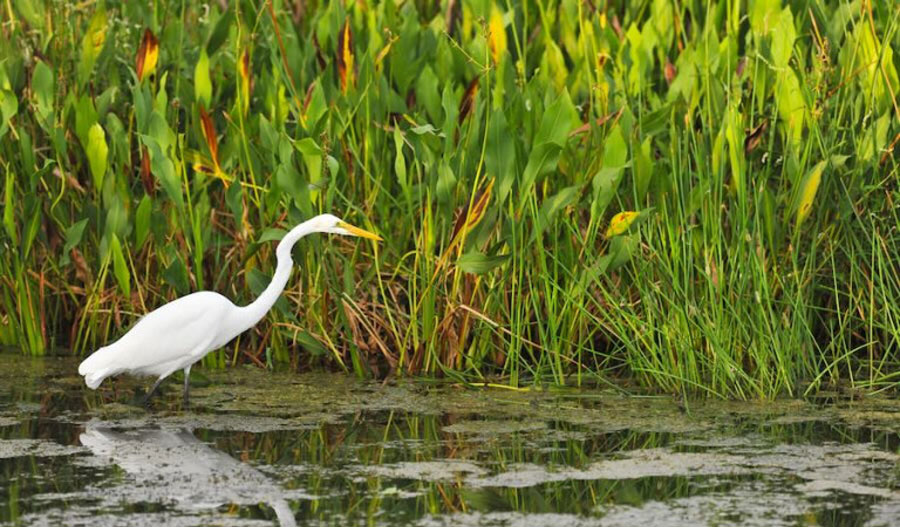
[1,0,898,397]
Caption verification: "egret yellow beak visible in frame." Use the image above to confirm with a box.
[337,221,383,241]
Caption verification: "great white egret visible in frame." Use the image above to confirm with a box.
[78,213,381,407]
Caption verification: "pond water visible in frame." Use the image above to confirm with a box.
[2,353,900,526]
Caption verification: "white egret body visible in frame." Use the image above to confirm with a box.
[78,214,381,405]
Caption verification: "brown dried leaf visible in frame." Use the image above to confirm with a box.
[136,29,159,82]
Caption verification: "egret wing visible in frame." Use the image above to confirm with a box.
[94,292,233,375]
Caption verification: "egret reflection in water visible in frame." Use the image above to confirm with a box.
[79,424,298,526]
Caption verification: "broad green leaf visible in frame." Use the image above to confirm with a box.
[295,137,323,196]
[31,61,54,125]
[194,49,212,106]
[135,195,152,246]
[74,95,98,148]
[258,228,288,243]
[436,162,456,205]
[206,10,234,56]
[142,136,183,209]
[591,125,629,218]
[296,331,328,356]
[0,66,16,140]
[602,124,628,168]
[415,65,441,124]
[749,0,781,36]
[3,166,17,244]
[63,218,89,255]
[520,142,561,201]
[770,7,795,68]
[163,255,190,295]
[533,89,577,147]
[276,162,305,208]
[486,111,517,203]
[633,138,652,201]
[606,234,639,272]
[457,251,510,274]
[858,112,890,163]
[794,160,826,228]
[86,123,108,190]
[536,185,580,238]
[775,70,805,151]
[13,0,44,30]
[22,196,41,259]
[109,234,131,297]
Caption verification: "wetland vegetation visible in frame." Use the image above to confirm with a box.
[1,0,900,400]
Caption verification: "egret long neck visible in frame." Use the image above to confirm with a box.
[233,220,316,334]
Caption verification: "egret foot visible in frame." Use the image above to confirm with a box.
[140,377,166,408]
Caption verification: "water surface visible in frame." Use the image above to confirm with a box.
[2,354,900,526]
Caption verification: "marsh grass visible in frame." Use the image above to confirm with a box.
[0,0,899,398]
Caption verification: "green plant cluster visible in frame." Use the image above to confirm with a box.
[1,0,898,397]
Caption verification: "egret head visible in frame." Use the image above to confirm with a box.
[315,214,383,241]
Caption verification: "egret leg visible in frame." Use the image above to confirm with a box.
[142,377,166,407]
[182,365,192,409]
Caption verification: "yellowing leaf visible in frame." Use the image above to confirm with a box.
[79,8,107,82]
[336,20,355,93]
[795,161,826,228]
[239,49,251,114]
[86,123,108,190]
[605,211,640,238]
[194,48,212,106]
[488,5,507,65]
[136,29,159,82]
[374,35,398,71]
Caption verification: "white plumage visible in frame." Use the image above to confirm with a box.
[78,213,381,405]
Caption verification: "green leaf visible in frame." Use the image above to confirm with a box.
[0,67,17,140]
[74,95,98,149]
[206,10,234,56]
[63,218,89,255]
[436,162,456,205]
[194,48,212,106]
[86,123,108,190]
[770,7,795,68]
[135,195,152,246]
[31,61,54,126]
[22,196,41,260]
[457,251,510,274]
[536,185,580,238]
[606,234,639,272]
[415,65,441,124]
[602,124,628,168]
[520,142,562,202]
[295,137,323,196]
[109,234,131,297]
[296,331,328,356]
[13,0,44,30]
[258,227,287,243]
[393,127,407,190]
[533,89,577,147]
[486,111,517,203]
[3,166,18,244]
[163,255,190,295]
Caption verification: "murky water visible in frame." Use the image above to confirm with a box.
[2,354,900,526]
